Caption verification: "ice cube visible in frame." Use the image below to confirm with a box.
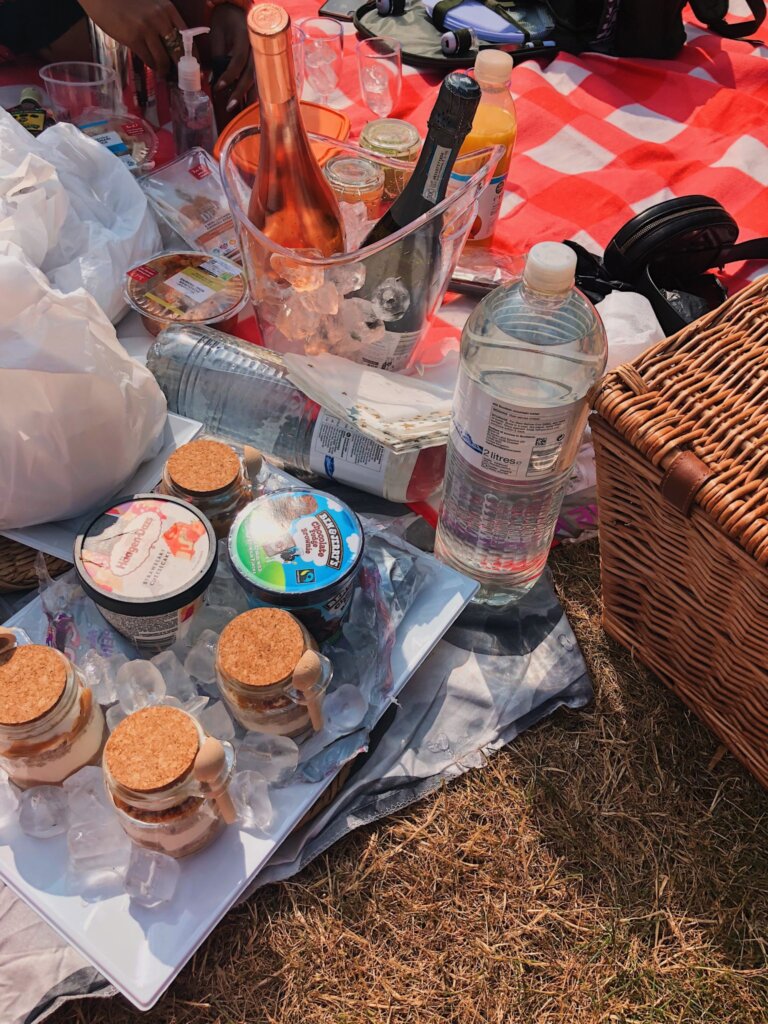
[276,297,321,341]
[63,766,110,825]
[216,541,233,577]
[116,660,166,713]
[81,650,119,705]
[182,694,211,718]
[323,684,368,734]
[0,772,19,826]
[328,261,366,295]
[125,846,180,907]
[179,605,238,648]
[340,297,386,346]
[151,650,198,702]
[67,817,130,874]
[363,64,389,95]
[198,701,235,742]
[371,277,411,322]
[341,203,371,250]
[270,250,324,291]
[236,733,299,784]
[106,703,128,732]
[299,280,340,316]
[230,771,273,832]
[184,629,219,685]
[19,786,69,838]
[205,577,250,613]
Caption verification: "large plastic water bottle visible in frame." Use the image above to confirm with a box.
[435,242,607,603]
[147,324,445,503]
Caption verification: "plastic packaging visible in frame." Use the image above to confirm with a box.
[125,251,248,336]
[171,27,217,155]
[228,489,364,640]
[0,240,166,530]
[146,324,446,503]
[5,87,56,137]
[435,242,607,603]
[139,149,240,261]
[78,111,158,175]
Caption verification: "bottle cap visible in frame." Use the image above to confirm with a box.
[474,49,513,86]
[429,72,482,136]
[523,242,577,293]
[19,86,44,106]
[178,27,210,92]
[248,3,290,54]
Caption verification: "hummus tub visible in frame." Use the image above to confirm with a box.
[227,489,364,640]
[74,494,217,652]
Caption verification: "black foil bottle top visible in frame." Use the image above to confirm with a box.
[427,72,482,136]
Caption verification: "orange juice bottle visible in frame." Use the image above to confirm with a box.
[454,50,517,246]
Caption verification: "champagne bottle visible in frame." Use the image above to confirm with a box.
[246,3,345,256]
[354,72,481,372]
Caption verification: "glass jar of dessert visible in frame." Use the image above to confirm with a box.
[103,705,236,858]
[158,438,261,539]
[216,608,333,736]
[0,642,107,789]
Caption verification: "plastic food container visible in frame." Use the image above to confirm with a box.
[0,644,106,789]
[228,489,364,641]
[216,608,332,735]
[74,494,217,652]
[124,252,248,337]
[104,705,234,858]
[158,438,258,540]
[78,110,158,175]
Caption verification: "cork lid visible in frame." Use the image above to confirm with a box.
[105,706,200,793]
[0,645,67,726]
[167,439,241,496]
[218,608,305,688]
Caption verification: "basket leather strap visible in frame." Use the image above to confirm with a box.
[661,451,712,516]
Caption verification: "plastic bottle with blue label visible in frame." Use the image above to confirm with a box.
[451,49,516,247]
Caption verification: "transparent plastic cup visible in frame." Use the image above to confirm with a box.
[220,127,501,373]
[39,61,119,124]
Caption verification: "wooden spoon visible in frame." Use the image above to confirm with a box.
[193,736,237,824]
[292,649,325,732]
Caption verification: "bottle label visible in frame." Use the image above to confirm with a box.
[310,411,393,489]
[422,144,453,203]
[451,372,579,481]
[359,329,422,373]
[451,171,505,242]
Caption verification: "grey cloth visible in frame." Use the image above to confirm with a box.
[6,568,589,1024]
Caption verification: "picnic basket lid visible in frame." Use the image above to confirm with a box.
[591,275,768,564]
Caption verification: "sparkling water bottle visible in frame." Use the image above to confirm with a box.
[147,324,445,503]
[435,242,607,603]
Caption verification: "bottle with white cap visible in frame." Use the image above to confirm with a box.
[450,48,517,246]
[435,242,607,603]
[171,27,217,155]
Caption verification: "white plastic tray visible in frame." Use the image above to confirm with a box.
[0,549,476,1011]
[1,412,202,563]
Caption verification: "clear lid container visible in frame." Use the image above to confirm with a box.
[124,252,248,334]
[77,109,158,175]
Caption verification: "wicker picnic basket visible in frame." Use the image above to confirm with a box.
[591,275,768,787]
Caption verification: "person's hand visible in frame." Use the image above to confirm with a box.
[209,3,254,114]
[78,0,187,77]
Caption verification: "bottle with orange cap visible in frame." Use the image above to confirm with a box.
[451,49,517,246]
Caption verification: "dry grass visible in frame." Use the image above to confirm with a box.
[55,541,768,1024]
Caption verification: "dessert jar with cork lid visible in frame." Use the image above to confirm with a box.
[158,438,262,539]
[103,705,236,858]
[0,636,107,789]
[216,608,333,736]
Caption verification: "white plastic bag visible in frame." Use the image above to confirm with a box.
[0,110,161,322]
[0,241,167,530]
